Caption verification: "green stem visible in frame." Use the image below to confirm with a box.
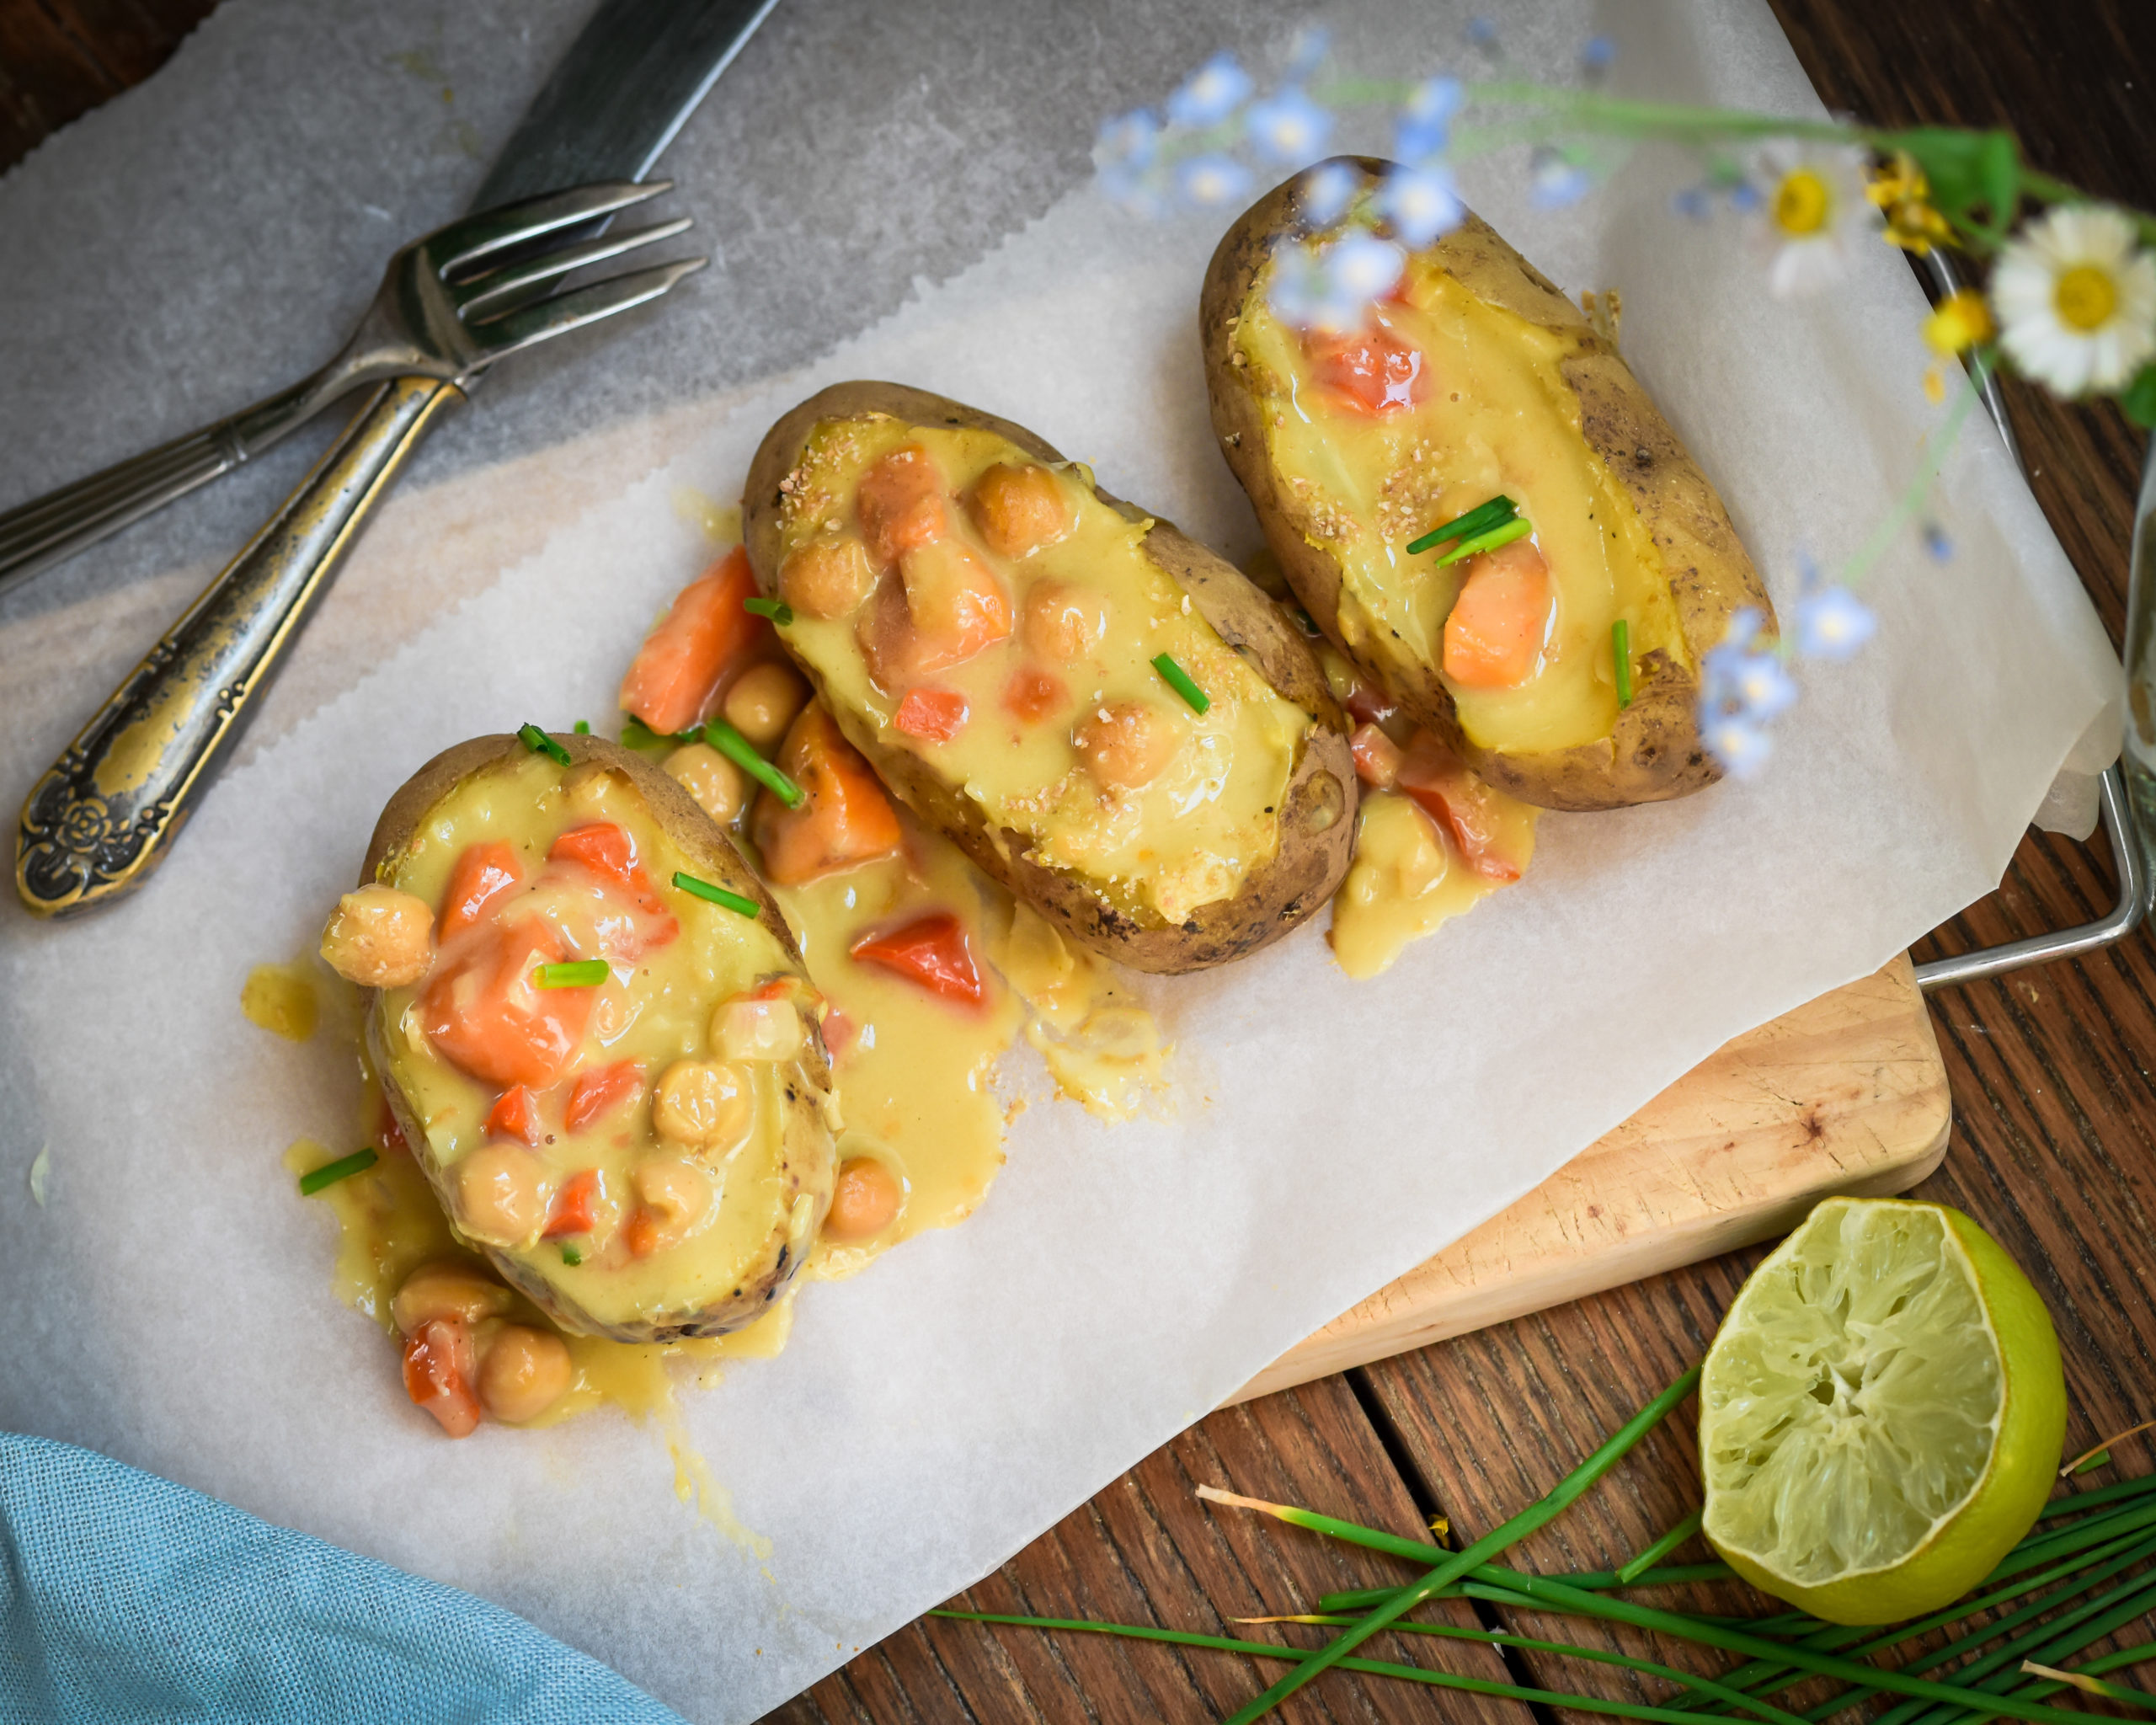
[1219,1368,1700,1725]
[1621,1509,1705,1583]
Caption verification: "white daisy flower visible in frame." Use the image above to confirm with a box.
[1752,145,1878,298]
[1991,205,2156,398]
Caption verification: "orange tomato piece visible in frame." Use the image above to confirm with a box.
[542,1168,601,1239]
[375,1095,411,1158]
[402,1316,480,1439]
[752,704,903,884]
[1396,731,1528,883]
[897,538,1012,673]
[485,1084,541,1146]
[893,687,969,742]
[1308,326,1429,416]
[624,1210,662,1259]
[1002,667,1067,724]
[857,444,948,565]
[1349,723,1404,790]
[617,547,766,735]
[547,823,666,918]
[419,916,595,1089]
[1442,537,1552,690]
[439,841,524,940]
[564,1060,643,1134]
[849,911,984,1006]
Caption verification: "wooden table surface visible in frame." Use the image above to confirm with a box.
[7,2,2155,1720]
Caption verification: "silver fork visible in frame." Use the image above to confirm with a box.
[13,179,706,918]
[0,178,700,597]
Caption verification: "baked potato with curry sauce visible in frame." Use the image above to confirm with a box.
[1202,158,1774,810]
[742,381,1356,974]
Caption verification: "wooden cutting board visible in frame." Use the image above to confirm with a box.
[1232,955,1951,1404]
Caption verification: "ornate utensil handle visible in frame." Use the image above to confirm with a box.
[16,375,462,918]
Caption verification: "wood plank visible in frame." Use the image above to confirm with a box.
[1235,955,1949,1403]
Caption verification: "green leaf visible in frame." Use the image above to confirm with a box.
[2121,364,2156,429]
[1888,127,2022,244]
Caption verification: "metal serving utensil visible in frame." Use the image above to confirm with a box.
[0,180,696,598]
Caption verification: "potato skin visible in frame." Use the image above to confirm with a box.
[743,380,1356,974]
[1201,158,1775,811]
[361,732,835,1343]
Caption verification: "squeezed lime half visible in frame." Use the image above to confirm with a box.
[1700,1196,2066,1625]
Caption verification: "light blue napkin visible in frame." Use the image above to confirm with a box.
[0,1434,685,1723]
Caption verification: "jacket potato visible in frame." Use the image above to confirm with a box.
[741,380,1356,974]
[1201,157,1774,810]
[332,731,837,1343]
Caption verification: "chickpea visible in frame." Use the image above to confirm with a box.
[966,462,1071,558]
[712,994,803,1062]
[1022,581,1108,665]
[391,1260,513,1333]
[1073,701,1182,793]
[664,741,748,824]
[453,1142,548,1247]
[824,1156,903,1242]
[722,662,809,751]
[629,1157,714,1253]
[778,536,875,620]
[652,1058,753,1150]
[476,1324,573,1424]
[319,884,435,988]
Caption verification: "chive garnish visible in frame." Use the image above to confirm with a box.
[1433,513,1534,567]
[1408,494,1517,555]
[619,717,685,753]
[1152,653,1210,715]
[573,719,590,734]
[673,870,759,917]
[561,1244,583,1266]
[702,717,804,809]
[298,1146,377,1197]
[518,723,572,766]
[535,959,610,989]
[1614,618,1634,708]
[744,596,794,625]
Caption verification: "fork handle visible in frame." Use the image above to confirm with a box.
[0,373,341,599]
[15,376,462,918]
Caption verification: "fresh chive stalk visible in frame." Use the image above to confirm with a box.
[518,723,571,766]
[1407,494,1517,555]
[2022,1660,2156,1712]
[744,596,794,625]
[1152,653,1210,715]
[2077,1450,2115,1475]
[1614,618,1635,708]
[573,719,591,735]
[298,1147,377,1197]
[1433,512,1534,567]
[560,1245,583,1266]
[702,718,804,809]
[534,959,611,989]
[1618,1507,1700,1583]
[673,870,758,917]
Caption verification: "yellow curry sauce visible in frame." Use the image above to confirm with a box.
[1237,252,1681,753]
[773,419,1307,927]
[1330,789,1538,980]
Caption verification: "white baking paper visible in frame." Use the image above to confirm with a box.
[0,2,2122,1719]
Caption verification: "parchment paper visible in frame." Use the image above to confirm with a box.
[0,2,2121,1719]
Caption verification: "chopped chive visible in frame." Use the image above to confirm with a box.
[619,717,689,753]
[534,959,611,989]
[560,1244,583,1266]
[2078,1450,2114,1475]
[573,719,590,734]
[298,1146,377,1197]
[673,870,759,917]
[702,718,804,809]
[744,596,794,625]
[1408,494,1517,555]
[1152,653,1210,715]
[1433,512,1534,568]
[518,723,571,766]
[1614,618,1634,708]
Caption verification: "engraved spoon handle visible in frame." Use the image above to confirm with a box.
[16,375,462,918]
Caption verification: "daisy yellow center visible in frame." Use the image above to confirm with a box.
[2053,264,2119,333]
[1773,170,1832,237]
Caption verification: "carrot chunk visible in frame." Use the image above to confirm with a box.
[857,445,948,565]
[617,547,765,735]
[439,841,524,940]
[564,1060,643,1134]
[752,704,903,884]
[402,1317,480,1439]
[1396,731,1529,882]
[1349,723,1404,790]
[542,1168,601,1239]
[419,916,595,1089]
[1308,326,1429,416]
[486,1084,541,1146]
[849,911,984,1006]
[893,687,969,742]
[1442,537,1552,690]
